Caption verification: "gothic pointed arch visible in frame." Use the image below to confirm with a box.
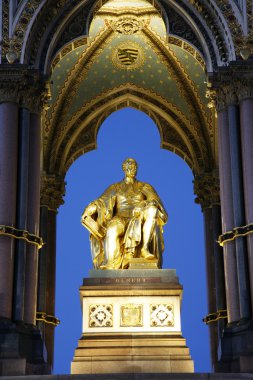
[2,0,244,71]
[41,1,214,179]
[45,86,208,176]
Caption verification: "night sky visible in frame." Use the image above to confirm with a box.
[54,107,211,373]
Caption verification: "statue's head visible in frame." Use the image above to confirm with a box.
[122,158,138,178]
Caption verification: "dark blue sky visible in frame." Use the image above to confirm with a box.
[54,107,211,373]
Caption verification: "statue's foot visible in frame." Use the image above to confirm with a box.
[100,262,115,270]
[124,248,135,261]
[140,248,155,260]
[99,264,109,270]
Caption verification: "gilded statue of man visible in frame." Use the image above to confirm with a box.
[81,158,167,269]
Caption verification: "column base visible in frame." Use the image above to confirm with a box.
[217,319,253,372]
[0,317,51,376]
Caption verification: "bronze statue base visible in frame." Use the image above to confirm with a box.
[128,257,159,269]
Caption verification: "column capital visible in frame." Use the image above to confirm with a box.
[194,171,220,211]
[208,62,253,110]
[237,81,253,102]
[40,174,66,212]
[206,82,238,112]
[0,66,50,113]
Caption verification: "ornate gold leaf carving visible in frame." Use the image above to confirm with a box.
[107,16,149,35]
[112,41,145,70]
[120,304,143,327]
[40,174,66,211]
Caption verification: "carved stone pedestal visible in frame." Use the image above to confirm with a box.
[71,269,194,374]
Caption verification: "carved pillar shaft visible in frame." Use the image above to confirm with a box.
[217,107,240,323]
[24,112,41,325]
[0,68,51,375]
[203,207,218,367]
[209,65,253,373]
[228,104,251,320]
[38,175,65,369]
[0,102,18,318]
[38,206,57,369]
[194,170,226,368]
[240,97,253,313]
[13,107,30,321]
[45,209,57,369]
[212,205,226,315]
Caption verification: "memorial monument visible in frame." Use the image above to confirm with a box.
[71,159,194,374]
[2,0,253,374]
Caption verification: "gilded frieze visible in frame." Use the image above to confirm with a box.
[109,15,149,34]
[51,37,88,71]
[167,36,205,70]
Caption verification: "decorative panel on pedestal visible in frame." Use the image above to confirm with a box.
[71,269,194,374]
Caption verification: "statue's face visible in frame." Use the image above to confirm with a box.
[123,159,137,178]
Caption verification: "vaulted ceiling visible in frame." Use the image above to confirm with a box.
[2,0,250,177]
[43,0,214,176]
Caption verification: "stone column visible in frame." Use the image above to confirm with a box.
[24,111,41,325]
[12,83,44,324]
[0,97,19,319]
[209,63,253,373]
[38,175,65,368]
[217,104,240,323]
[239,85,253,313]
[212,204,226,321]
[13,107,30,322]
[203,206,218,367]
[227,92,251,320]
[0,67,51,376]
[194,171,226,368]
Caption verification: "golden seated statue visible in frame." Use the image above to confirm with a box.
[81,158,167,269]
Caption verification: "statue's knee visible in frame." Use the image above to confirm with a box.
[106,223,124,238]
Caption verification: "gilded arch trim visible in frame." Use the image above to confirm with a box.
[45,21,211,167]
[45,84,208,176]
[44,25,114,160]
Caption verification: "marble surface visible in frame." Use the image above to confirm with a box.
[89,268,179,282]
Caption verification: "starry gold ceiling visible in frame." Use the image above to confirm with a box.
[45,0,212,176]
[49,0,208,121]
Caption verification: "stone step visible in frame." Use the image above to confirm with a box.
[1,374,253,380]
